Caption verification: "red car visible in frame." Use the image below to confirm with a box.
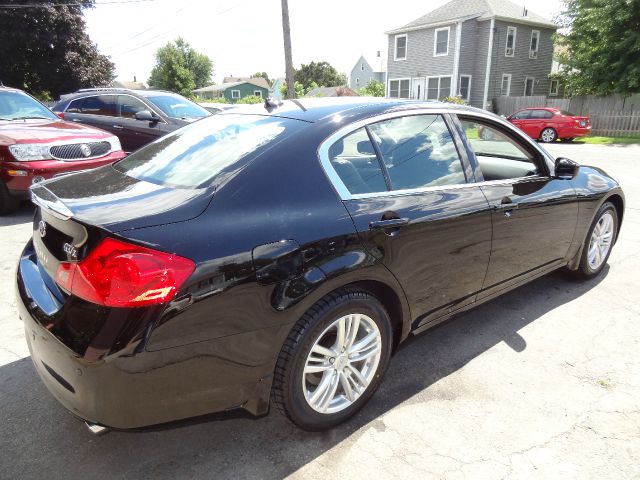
[506,107,591,143]
[1,86,126,214]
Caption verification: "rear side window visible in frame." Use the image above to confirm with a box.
[115,114,305,189]
[530,109,553,119]
[328,128,386,194]
[78,95,117,116]
[512,110,531,120]
[368,114,465,190]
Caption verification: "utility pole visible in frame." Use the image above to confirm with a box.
[281,0,295,99]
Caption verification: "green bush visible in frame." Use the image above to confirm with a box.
[441,95,466,105]
[235,95,264,104]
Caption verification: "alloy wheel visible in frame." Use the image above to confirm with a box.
[541,128,556,143]
[302,313,382,414]
[587,211,614,270]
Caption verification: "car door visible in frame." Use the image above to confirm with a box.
[320,112,493,327]
[116,94,166,152]
[65,95,119,135]
[509,109,535,137]
[457,115,578,297]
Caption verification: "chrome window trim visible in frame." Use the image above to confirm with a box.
[317,107,555,201]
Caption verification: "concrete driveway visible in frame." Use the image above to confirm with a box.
[1,143,638,479]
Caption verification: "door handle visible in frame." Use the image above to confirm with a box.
[72,118,81,122]
[369,218,409,230]
[494,203,518,210]
[112,125,124,129]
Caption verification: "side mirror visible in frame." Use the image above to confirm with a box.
[134,110,158,122]
[554,157,579,179]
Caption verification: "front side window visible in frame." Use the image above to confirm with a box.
[512,110,531,120]
[434,27,450,56]
[460,118,539,181]
[505,26,517,57]
[395,34,407,60]
[79,95,117,117]
[389,79,410,98]
[328,127,387,195]
[118,95,149,119]
[458,75,471,101]
[115,114,305,189]
[529,30,540,58]
[426,77,451,100]
[0,91,58,121]
[368,114,465,190]
[501,74,512,96]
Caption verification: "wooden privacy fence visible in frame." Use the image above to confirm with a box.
[589,111,640,137]
[493,94,640,137]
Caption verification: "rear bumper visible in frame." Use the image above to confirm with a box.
[16,243,279,429]
[1,152,125,195]
[561,126,591,138]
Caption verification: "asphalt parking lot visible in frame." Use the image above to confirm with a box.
[1,142,639,480]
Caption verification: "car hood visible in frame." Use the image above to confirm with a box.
[31,164,213,232]
[0,119,112,146]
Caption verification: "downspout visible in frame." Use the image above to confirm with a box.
[483,18,495,110]
[452,21,463,96]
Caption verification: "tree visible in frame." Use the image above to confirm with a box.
[148,38,213,98]
[279,81,306,99]
[293,61,345,90]
[0,0,114,99]
[358,79,385,97]
[555,0,640,96]
[252,72,271,86]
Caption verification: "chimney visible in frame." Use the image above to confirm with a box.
[522,6,528,16]
[377,50,380,57]
[134,75,137,82]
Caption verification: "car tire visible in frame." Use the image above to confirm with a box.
[271,288,393,431]
[540,127,558,143]
[0,182,20,215]
[572,202,618,279]
[561,137,575,142]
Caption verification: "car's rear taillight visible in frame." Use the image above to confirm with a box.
[55,238,195,308]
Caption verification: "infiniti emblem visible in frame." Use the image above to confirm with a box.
[38,220,47,238]
[79,144,92,157]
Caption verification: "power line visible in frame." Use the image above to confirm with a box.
[0,0,156,8]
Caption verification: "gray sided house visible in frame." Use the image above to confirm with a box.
[193,77,270,103]
[385,0,557,110]
[349,55,386,90]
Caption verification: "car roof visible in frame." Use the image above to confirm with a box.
[523,107,557,111]
[59,88,183,101]
[0,86,26,94]
[218,97,487,123]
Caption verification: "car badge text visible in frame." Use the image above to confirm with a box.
[38,220,46,238]
[63,243,79,259]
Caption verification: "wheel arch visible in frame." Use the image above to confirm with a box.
[606,193,624,242]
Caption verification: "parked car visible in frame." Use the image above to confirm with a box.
[506,107,591,143]
[52,88,211,153]
[0,86,126,214]
[198,102,237,114]
[17,98,624,433]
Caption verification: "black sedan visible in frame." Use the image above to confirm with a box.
[16,98,624,432]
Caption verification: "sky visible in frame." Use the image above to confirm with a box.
[84,0,565,86]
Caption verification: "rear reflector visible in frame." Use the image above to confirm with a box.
[55,237,195,308]
[56,112,65,120]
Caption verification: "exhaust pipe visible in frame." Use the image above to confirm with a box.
[85,421,110,435]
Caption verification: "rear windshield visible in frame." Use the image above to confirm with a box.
[146,94,210,119]
[560,110,577,116]
[114,114,305,189]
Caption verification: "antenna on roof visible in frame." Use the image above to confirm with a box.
[264,97,283,112]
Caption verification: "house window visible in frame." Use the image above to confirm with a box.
[253,90,262,97]
[505,26,517,57]
[434,27,450,56]
[427,76,451,100]
[501,74,512,96]
[458,75,471,101]
[389,79,410,98]
[395,34,407,61]
[549,79,559,96]
[231,90,240,99]
[524,77,535,96]
[529,30,540,59]
[361,63,364,71]
[356,77,360,86]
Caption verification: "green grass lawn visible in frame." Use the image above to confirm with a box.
[580,136,640,145]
